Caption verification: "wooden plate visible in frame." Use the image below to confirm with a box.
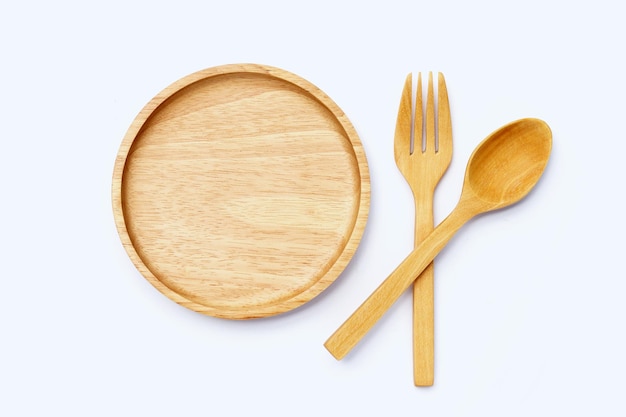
[112,64,370,319]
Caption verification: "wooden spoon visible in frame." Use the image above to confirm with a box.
[325,118,552,360]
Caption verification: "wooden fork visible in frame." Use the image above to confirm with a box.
[394,72,452,386]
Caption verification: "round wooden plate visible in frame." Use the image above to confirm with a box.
[112,64,370,319]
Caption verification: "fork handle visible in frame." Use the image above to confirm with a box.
[413,191,435,386]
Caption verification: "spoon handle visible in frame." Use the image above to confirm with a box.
[324,206,470,360]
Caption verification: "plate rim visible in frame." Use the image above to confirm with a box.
[111,63,370,319]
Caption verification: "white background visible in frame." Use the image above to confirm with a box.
[2,1,624,415]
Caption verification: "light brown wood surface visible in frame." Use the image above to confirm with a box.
[394,72,452,386]
[112,64,370,319]
[325,118,552,360]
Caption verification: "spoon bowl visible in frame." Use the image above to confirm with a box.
[463,118,552,210]
[325,118,552,360]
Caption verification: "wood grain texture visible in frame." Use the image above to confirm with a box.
[112,64,370,319]
[325,118,551,361]
[394,72,452,386]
